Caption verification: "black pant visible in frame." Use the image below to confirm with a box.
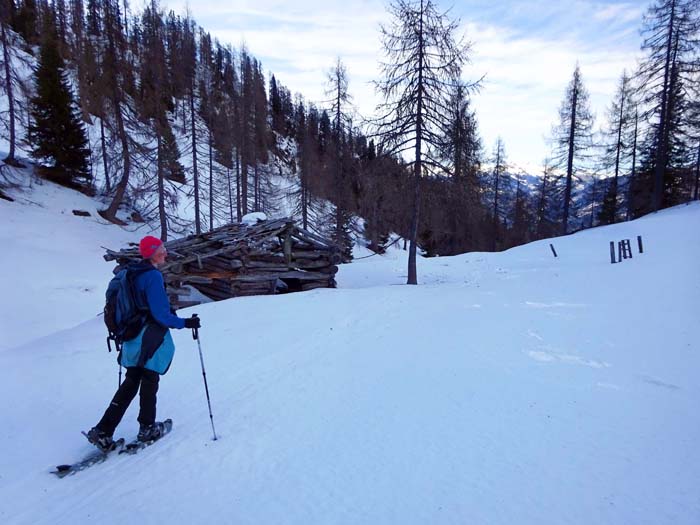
[96,367,159,436]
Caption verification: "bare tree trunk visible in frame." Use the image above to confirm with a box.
[627,110,639,220]
[157,134,167,241]
[235,149,241,221]
[99,22,131,225]
[1,22,18,165]
[537,169,548,237]
[100,117,111,192]
[301,159,308,230]
[335,76,344,251]
[99,98,130,224]
[492,144,501,251]
[454,86,463,180]
[190,89,200,234]
[589,176,598,228]
[227,167,234,223]
[611,89,625,219]
[514,174,522,226]
[241,163,248,216]
[563,81,578,235]
[209,132,213,231]
[694,141,699,201]
[407,2,424,286]
[653,0,676,212]
[254,163,259,211]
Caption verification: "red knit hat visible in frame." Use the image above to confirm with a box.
[139,235,163,259]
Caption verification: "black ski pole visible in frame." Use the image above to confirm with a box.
[192,314,217,441]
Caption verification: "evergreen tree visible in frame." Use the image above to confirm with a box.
[28,29,90,184]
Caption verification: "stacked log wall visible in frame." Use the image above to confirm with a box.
[104,219,340,308]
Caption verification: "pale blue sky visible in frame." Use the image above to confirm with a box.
[164,0,646,173]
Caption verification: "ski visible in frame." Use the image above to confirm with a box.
[120,419,173,455]
[51,438,125,478]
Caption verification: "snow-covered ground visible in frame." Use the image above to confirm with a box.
[1,179,698,524]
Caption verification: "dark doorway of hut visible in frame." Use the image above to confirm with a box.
[276,278,301,293]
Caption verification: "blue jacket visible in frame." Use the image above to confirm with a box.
[119,261,185,375]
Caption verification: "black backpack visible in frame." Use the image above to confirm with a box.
[104,265,154,352]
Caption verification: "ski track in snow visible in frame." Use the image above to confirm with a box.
[0,180,699,524]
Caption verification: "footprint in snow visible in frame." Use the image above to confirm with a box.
[526,349,610,369]
[640,376,681,391]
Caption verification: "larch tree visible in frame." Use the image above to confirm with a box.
[98,0,139,224]
[1,0,30,167]
[551,64,594,234]
[636,0,699,212]
[373,0,475,284]
[325,57,354,262]
[598,71,637,225]
[489,137,509,251]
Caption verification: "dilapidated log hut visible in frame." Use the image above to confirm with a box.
[104,218,340,309]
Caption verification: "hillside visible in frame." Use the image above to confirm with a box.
[0,179,698,524]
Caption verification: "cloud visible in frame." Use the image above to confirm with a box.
[593,2,645,24]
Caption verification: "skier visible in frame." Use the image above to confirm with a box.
[86,235,201,450]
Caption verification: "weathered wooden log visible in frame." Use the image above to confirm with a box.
[192,284,230,301]
[233,282,276,292]
[179,275,214,284]
[232,281,277,295]
[194,256,241,273]
[174,300,201,309]
[231,270,334,282]
[292,227,335,248]
[315,265,339,275]
[290,234,320,250]
[290,251,325,260]
[247,259,307,270]
[248,252,286,260]
[292,259,336,270]
[301,281,332,292]
[165,286,192,296]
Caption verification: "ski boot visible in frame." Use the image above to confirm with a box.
[85,427,115,452]
[138,421,167,443]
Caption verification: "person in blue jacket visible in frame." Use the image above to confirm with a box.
[87,235,201,450]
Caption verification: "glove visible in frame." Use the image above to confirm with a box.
[184,316,201,329]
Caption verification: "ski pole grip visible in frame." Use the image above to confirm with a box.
[192,313,199,340]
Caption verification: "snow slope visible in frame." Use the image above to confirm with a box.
[0,180,699,524]
[0,178,155,351]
